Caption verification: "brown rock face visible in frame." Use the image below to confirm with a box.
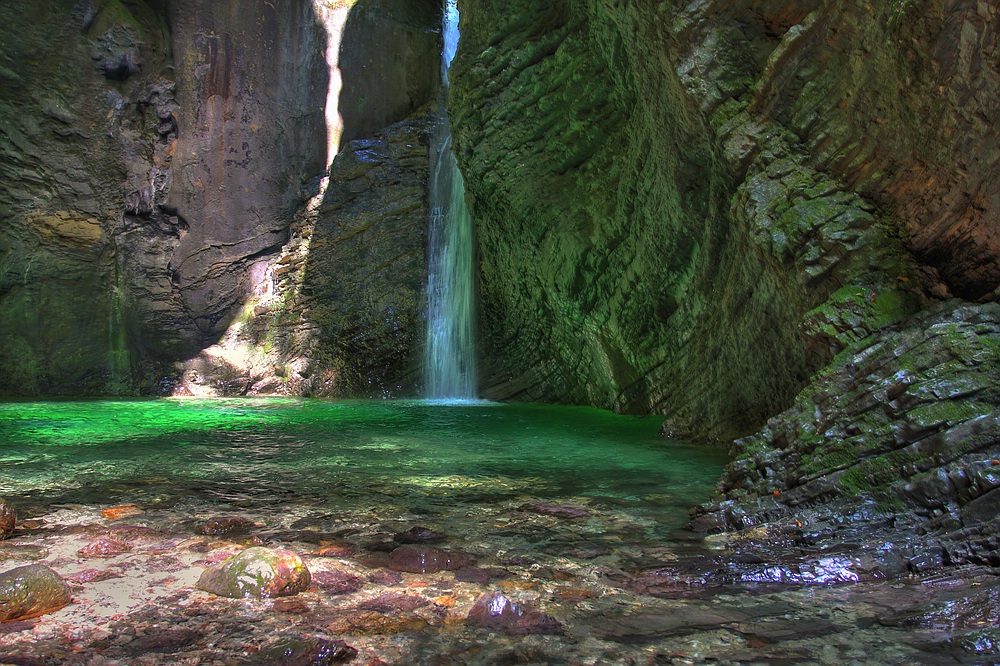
[0,0,169,394]
[301,116,435,396]
[0,0,439,395]
[0,0,329,391]
[163,0,329,352]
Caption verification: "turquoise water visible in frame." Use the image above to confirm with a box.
[0,399,726,539]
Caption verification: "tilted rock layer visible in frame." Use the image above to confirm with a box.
[448,0,999,563]
[449,0,997,440]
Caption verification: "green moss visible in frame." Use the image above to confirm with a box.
[86,0,164,42]
[839,450,921,498]
[870,289,921,328]
[907,400,991,429]
[734,439,777,461]
[800,442,857,475]
[88,0,141,37]
[0,335,40,395]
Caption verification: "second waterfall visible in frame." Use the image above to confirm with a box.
[424,0,477,401]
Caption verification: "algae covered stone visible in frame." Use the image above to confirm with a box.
[0,498,14,539]
[197,547,311,599]
[0,564,72,621]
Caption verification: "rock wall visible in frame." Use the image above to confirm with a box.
[0,0,174,393]
[0,0,440,396]
[450,0,1000,569]
[169,0,442,398]
[450,0,997,441]
[159,0,329,356]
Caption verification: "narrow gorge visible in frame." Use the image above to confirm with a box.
[1,0,999,663]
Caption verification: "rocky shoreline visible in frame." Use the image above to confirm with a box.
[2,492,1000,664]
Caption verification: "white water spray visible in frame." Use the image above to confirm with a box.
[424,0,477,400]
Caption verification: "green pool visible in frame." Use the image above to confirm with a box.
[0,398,727,541]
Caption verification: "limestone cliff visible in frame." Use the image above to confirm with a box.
[449,0,997,441]
[0,0,440,396]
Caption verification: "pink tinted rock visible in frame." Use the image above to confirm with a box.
[65,569,125,584]
[77,537,132,559]
[467,591,563,635]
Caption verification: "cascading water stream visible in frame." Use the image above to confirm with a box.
[424,0,477,401]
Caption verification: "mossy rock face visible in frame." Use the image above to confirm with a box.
[694,301,1000,571]
[0,564,72,621]
[196,547,311,599]
[0,498,13,539]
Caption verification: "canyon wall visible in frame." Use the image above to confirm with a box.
[450,0,998,441]
[0,0,329,392]
[0,0,440,396]
[450,0,1000,564]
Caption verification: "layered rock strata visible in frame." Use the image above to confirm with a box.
[693,301,1000,571]
[449,0,997,442]
[447,0,1000,570]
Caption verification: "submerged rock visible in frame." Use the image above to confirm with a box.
[520,502,591,519]
[0,564,72,621]
[393,526,445,544]
[312,569,363,595]
[0,544,48,563]
[77,537,132,559]
[357,592,426,613]
[196,547,310,599]
[467,591,563,635]
[454,566,511,584]
[0,498,14,539]
[195,516,258,536]
[386,545,475,573]
[254,636,357,665]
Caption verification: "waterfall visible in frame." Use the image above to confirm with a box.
[424,0,477,401]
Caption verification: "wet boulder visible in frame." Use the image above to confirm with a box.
[197,547,311,599]
[387,545,475,573]
[467,591,563,635]
[0,564,73,621]
[254,636,357,665]
[0,498,14,539]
